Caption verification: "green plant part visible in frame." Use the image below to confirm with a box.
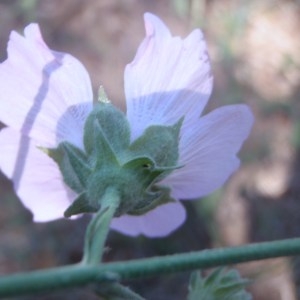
[188,268,252,300]
[45,97,182,218]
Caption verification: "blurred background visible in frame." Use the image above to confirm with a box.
[0,0,300,299]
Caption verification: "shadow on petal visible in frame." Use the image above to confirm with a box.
[12,58,65,190]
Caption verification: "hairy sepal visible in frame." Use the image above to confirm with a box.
[44,102,182,218]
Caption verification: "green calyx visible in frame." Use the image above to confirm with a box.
[46,99,182,218]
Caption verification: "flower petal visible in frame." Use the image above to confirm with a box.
[110,201,186,237]
[0,24,93,148]
[125,13,213,141]
[0,127,75,221]
[161,104,254,199]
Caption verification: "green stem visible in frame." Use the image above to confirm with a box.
[82,187,120,265]
[0,238,300,297]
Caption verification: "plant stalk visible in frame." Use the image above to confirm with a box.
[0,238,300,297]
[82,187,120,265]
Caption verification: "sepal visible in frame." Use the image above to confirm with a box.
[43,99,183,218]
[129,185,175,215]
[84,102,130,160]
[64,193,97,217]
[45,142,91,193]
[129,118,183,167]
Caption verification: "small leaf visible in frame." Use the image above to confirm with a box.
[188,268,252,300]
[204,268,224,287]
[189,271,203,290]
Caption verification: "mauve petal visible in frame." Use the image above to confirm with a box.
[161,105,254,199]
[0,24,93,148]
[110,201,186,237]
[125,13,212,141]
[0,127,75,221]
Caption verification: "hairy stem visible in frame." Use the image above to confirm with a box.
[82,187,120,265]
[0,238,300,297]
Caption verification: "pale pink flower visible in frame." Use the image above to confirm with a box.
[0,13,253,237]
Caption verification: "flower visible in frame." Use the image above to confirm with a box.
[0,13,253,237]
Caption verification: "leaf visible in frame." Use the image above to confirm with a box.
[187,268,252,300]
